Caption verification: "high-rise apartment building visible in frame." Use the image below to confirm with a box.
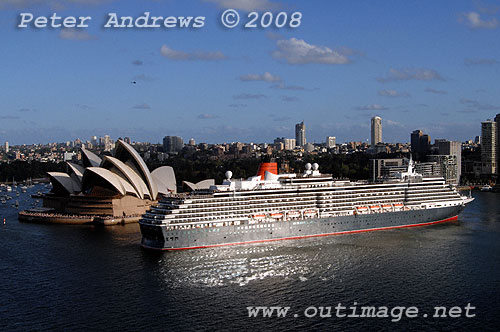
[495,114,500,176]
[103,135,112,152]
[274,137,296,150]
[481,120,497,175]
[411,130,431,160]
[326,136,336,149]
[163,136,184,154]
[436,140,462,182]
[295,122,306,147]
[428,155,459,184]
[371,116,382,146]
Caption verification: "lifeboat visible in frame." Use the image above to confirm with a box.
[303,209,317,217]
[270,213,284,219]
[382,204,393,211]
[252,214,266,220]
[356,206,369,214]
[370,205,381,210]
[393,203,404,211]
[287,211,300,218]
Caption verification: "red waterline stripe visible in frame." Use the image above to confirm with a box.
[142,215,459,251]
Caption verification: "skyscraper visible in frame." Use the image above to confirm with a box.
[295,122,306,147]
[481,120,497,175]
[163,136,184,154]
[371,116,382,146]
[103,135,111,152]
[428,155,459,185]
[274,137,296,150]
[326,136,336,149]
[495,113,500,176]
[436,140,462,183]
[411,129,431,160]
[411,130,422,153]
[4,141,9,153]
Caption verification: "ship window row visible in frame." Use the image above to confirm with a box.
[319,195,405,202]
[162,204,319,219]
[151,193,460,219]
[184,197,318,209]
[152,192,457,218]
[174,182,448,201]
[405,193,459,199]
[405,197,461,203]
[319,198,404,207]
[160,201,319,214]
[160,184,450,206]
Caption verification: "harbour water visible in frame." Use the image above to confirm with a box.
[0,185,499,331]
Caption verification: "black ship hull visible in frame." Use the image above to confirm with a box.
[140,205,464,251]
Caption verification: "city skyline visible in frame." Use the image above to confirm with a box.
[0,113,492,147]
[1,1,500,144]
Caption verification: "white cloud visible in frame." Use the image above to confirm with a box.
[280,96,300,102]
[233,93,267,100]
[271,82,313,91]
[385,119,404,127]
[239,72,281,82]
[132,103,151,110]
[424,87,447,95]
[460,98,500,110]
[59,28,96,41]
[202,0,277,11]
[465,58,498,65]
[1,0,112,9]
[198,113,219,119]
[476,1,500,15]
[160,45,226,61]
[355,104,389,111]
[228,103,247,108]
[272,38,351,65]
[377,68,445,83]
[378,89,410,97]
[460,11,498,29]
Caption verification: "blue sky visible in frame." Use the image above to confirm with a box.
[1,0,499,145]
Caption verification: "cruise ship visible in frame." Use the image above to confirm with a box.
[139,160,474,250]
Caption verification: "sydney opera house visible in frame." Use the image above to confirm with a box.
[19,140,177,225]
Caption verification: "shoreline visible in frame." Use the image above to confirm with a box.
[18,210,141,225]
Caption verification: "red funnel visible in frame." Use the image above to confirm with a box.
[256,162,278,180]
